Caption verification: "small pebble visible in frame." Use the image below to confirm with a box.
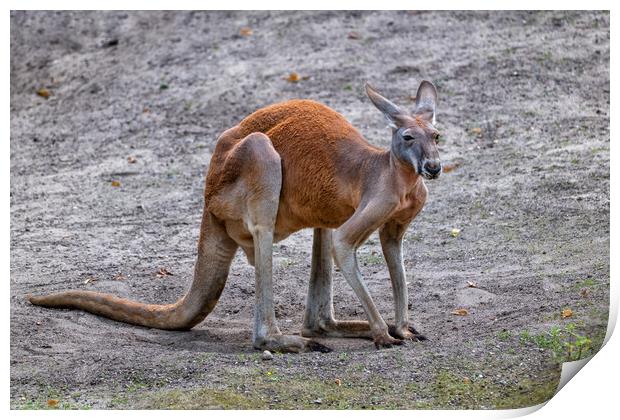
[261,350,273,361]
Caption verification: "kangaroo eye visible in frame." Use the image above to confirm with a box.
[401,131,415,141]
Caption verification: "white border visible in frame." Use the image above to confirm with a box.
[5,2,617,419]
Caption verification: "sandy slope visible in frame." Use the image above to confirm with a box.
[10,11,609,409]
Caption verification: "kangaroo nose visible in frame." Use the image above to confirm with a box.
[424,160,442,176]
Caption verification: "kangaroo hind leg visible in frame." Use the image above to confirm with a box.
[239,133,330,353]
[301,228,374,339]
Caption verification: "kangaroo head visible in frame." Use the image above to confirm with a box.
[365,81,441,180]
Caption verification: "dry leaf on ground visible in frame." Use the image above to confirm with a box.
[286,72,301,83]
[442,162,461,173]
[452,308,469,316]
[36,88,51,98]
[47,399,59,408]
[111,180,121,187]
[561,308,573,318]
[239,27,253,36]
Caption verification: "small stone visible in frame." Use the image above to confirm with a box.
[261,350,273,360]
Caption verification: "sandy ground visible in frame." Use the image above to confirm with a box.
[10,11,609,409]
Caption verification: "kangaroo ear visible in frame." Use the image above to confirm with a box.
[414,80,437,124]
[365,82,404,129]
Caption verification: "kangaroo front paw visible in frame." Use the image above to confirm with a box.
[388,324,428,341]
[254,334,332,354]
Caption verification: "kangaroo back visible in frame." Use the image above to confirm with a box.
[238,99,386,230]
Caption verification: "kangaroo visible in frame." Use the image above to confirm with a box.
[29,81,442,353]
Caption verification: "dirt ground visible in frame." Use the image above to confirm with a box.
[10,11,610,409]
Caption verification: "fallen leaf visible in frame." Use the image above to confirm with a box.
[36,88,51,99]
[561,308,573,318]
[451,228,461,238]
[334,378,342,386]
[471,127,482,135]
[47,399,59,408]
[143,107,150,113]
[467,281,478,288]
[452,308,469,316]
[114,273,126,281]
[580,289,589,298]
[156,267,174,277]
[286,72,301,83]
[239,27,253,36]
[111,180,121,187]
[347,31,361,39]
[442,162,461,173]
[463,377,471,384]
[127,156,137,164]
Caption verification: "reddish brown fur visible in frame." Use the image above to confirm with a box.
[228,100,392,235]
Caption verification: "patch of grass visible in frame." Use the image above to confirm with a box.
[497,329,512,341]
[140,388,265,409]
[519,330,531,345]
[13,396,91,410]
[359,253,383,266]
[110,393,129,408]
[198,352,216,364]
[590,146,608,155]
[519,323,598,363]
[431,369,558,409]
[126,378,149,393]
[12,385,94,410]
[571,277,602,291]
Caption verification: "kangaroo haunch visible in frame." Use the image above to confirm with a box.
[29,81,443,353]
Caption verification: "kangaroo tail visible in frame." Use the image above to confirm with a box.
[29,211,238,331]
[29,291,199,330]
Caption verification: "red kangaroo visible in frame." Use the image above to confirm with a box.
[29,81,442,353]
